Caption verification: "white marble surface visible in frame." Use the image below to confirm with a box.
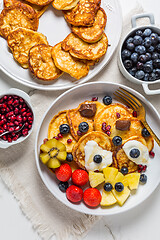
[0,0,160,239]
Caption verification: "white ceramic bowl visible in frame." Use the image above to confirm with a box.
[35,82,160,215]
[0,88,35,148]
[118,13,160,95]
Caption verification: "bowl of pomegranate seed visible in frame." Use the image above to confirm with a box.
[0,88,34,148]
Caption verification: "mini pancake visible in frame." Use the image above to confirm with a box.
[72,131,112,169]
[48,110,76,152]
[28,44,63,81]
[63,0,101,26]
[24,0,52,6]
[94,103,133,133]
[72,8,107,43]
[0,2,39,38]
[7,27,48,68]
[61,32,108,60]
[112,136,149,173]
[52,0,78,10]
[66,100,105,141]
[51,42,89,79]
[62,0,79,10]
[3,0,49,18]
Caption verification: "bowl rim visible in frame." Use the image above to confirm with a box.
[35,81,160,216]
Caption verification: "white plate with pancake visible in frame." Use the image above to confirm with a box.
[35,82,160,215]
[0,0,122,90]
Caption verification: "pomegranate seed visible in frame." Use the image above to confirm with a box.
[143,165,147,172]
[92,96,98,101]
[67,139,72,143]
[8,127,14,132]
[138,164,143,173]
[53,136,59,140]
[16,115,22,122]
[9,122,14,127]
[116,112,121,118]
[11,132,16,137]
[2,135,7,141]
[14,108,19,115]
[1,115,5,120]
[22,112,27,117]
[6,107,10,112]
[8,137,12,143]
[15,126,20,131]
[22,129,28,136]
[2,103,7,108]
[10,116,16,122]
[8,111,14,116]
[28,117,33,121]
[8,99,13,105]
[19,98,24,103]
[133,111,137,117]
[19,123,22,127]
[106,125,111,131]
[149,151,155,158]
[29,120,33,124]
[25,122,29,127]
[23,117,27,122]
[106,131,111,136]
[102,122,106,131]
[19,104,23,109]
[58,133,63,138]
[1,108,6,113]
[77,130,82,136]
[0,129,3,134]
[21,108,26,113]
[26,112,32,117]
[28,125,32,129]
[3,95,8,100]
[3,124,7,130]
[0,120,5,125]
[14,121,19,126]
[13,100,19,106]
[13,136,18,141]
[0,99,3,104]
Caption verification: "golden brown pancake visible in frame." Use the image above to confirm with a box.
[52,0,78,10]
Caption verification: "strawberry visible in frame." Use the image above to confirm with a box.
[83,188,101,207]
[55,163,72,182]
[72,169,89,186]
[66,185,83,203]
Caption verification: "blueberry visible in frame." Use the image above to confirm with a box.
[149,72,156,81]
[137,62,144,70]
[142,127,150,137]
[103,95,112,105]
[139,54,147,63]
[115,182,124,192]
[104,182,113,192]
[145,52,152,61]
[155,68,160,78]
[144,73,149,81]
[78,122,89,133]
[135,70,145,80]
[147,45,155,53]
[158,36,160,43]
[143,28,152,37]
[126,37,133,44]
[143,62,153,73]
[66,153,73,162]
[131,52,139,63]
[153,59,160,68]
[133,35,143,45]
[152,52,159,60]
[121,49,131,60]
[128,67,136,76]
[124,59,133,69]
[136,30,143,36]
[93,154,102,163]
[130,148,140,158]
[144,37,152,48]
[120,167,128,175]
[59,124,70,134]
[58,181,69,192]
[112,136,122,146]
[126,42,135,51]
[156,43,160,53]
[135,45,146,54]
[140,174,147,184]
[150,33,158,45]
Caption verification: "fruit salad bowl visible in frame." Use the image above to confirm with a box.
[0,88,34,148]
[35,82,160,215]
[118,13,160,95]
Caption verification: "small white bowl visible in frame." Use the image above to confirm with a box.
[0,88,35,148]
[118,13,160,95]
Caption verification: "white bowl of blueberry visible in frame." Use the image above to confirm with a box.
[118,13,160,95]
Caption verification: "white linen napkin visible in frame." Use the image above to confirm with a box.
[1,4,160,240]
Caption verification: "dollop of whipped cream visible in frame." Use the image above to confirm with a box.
[84,140,112,171]
[122,140,149,165]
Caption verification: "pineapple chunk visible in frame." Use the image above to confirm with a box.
[56,141,66,151]
[124,173,140,190]
[103,167,118,185]
[57,151,67,161]
[112,187,130,206]
[39,152,50,164]
[100,190,117,206]
[89,171,105,188]
[47,158,61,169]
[113,172,124,186]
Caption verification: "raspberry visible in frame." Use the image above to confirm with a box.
[83,188,101,207]
[66,185,83,203]
[55,163,72,182]
[72,169,89,186]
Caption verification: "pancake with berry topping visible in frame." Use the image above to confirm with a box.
[67,100,105,141]
[0,2,39,38]
[48,110,76,152]
[72,131,112,169]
